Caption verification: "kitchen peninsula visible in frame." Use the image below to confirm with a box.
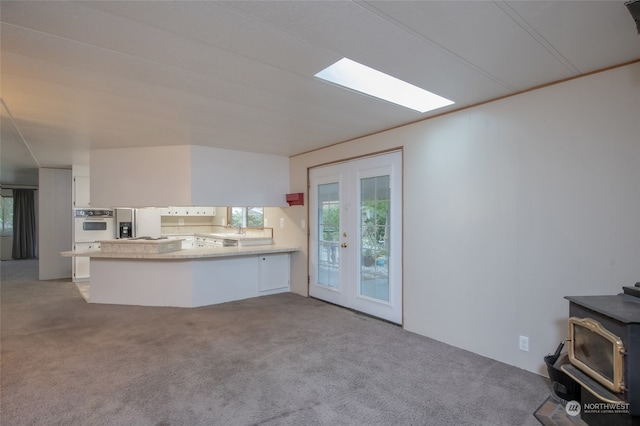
[62,238,298,308]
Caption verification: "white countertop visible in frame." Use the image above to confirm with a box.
[97,238,184,244]
[162,231,273,240]
[61,245,298,260]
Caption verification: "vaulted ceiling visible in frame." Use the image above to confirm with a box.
[2,1,639,186]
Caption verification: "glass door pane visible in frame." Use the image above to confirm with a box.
[317,182,340,288]
[359,175,390,302]
[310,150,401,324]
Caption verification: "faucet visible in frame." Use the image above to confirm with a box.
[228,223,242,234]
[225,222,244,234]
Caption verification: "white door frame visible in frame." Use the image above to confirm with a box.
[308,150,403,324]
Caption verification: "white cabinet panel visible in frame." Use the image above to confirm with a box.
[73,256,90,282]
[165,206,216,216]
[73,176,90,207]
[87,250,295,307]
[181,237,194,249]
[165,236,194,249]
[73,242,99,282]
[258,254,290,292]
[167,206,190,215]
[39,168,72,280]
[196,206,216,216]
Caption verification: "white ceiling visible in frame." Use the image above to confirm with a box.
[1,0,639,186]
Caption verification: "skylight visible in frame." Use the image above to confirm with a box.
[315,58,454,113]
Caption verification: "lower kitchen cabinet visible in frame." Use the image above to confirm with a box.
[72,242,100,282]
[87,250,294,307]
[258,254,290,292]
[181,238,194,249]
[178,236,195,249]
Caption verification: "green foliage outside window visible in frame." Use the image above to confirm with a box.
[321,202,340,242]
[0,196,14,236]
[230,207,264,228]
[361,199,389,250]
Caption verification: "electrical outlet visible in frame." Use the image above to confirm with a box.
[178,218,184,226]
[519,336,529,352]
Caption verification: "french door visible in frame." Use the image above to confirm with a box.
[309,151,402,324]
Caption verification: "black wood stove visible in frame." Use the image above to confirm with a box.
[561,284,640,426]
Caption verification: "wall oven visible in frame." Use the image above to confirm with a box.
[73,209,115,243]
[73,209,115,283]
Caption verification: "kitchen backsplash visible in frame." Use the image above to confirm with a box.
[161,225,273,238]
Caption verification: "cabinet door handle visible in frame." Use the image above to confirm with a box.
[341,242,348,248]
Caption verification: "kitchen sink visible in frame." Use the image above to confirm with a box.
[207,233,272,246]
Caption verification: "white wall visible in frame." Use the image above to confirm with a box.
[190,145,289,207]
[38,168,72,279]
[288,62,640,374]
[91,146,192,208]
[1,187,13,260]
[1,236,13,260]
[91,145,289,207]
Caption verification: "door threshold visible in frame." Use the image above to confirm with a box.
[309,296,402,327]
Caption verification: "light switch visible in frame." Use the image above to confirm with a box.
[301,219,306,229]
[280,218,285,228]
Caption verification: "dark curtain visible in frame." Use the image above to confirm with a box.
[12,189,37,259]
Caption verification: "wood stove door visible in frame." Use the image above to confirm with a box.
[309,152,402,324]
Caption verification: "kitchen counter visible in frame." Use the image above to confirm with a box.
[168,231,274,247]
[60,244,298,308]
[61,244,297,259]
[98,238,183,254]
[195,232,270,241]
[200,233,273,246]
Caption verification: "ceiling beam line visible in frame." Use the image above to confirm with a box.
[1,98,41,168]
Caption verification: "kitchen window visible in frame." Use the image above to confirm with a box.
[230,207,263,228]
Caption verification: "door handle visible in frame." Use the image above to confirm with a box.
[341,242,348,248]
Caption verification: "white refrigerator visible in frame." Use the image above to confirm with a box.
[115,208,163,238]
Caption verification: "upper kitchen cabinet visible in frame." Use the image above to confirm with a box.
[73,176,90,207]
[72,165,90,207]
[90,146,289,208]
[194,206,215,216]
[163,206,216,216]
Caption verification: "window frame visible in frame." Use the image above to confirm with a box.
[228,207,264,229]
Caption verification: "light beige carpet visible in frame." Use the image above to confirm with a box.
[1,259,550,425]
